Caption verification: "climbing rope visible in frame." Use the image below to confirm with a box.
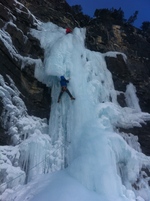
[0,155,50,188]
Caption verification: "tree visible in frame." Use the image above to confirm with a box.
[110,7,124,22]
[71,5,82,14]
[127,11,139,25]
[141,21,150,33]
[94,8,125,24]
[94,8,111,20]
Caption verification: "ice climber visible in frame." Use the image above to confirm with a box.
[66,27,72,34]
[57,76,75,103]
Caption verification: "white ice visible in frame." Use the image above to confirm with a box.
[0,16,150,201]
[125,83,141,112]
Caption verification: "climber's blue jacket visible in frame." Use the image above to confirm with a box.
[60,76,69,87]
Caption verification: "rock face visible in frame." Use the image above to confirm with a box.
[0,0,51,144]
[86,22,150,113]
[0,0,150,155]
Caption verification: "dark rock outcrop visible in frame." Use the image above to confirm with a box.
[0,0,150,155]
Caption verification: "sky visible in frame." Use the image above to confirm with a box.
[66,0,150,28]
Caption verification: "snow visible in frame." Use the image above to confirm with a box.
[0,13,150,201]
[0,28,42,70]
[0,146,25,196]
[8,171,104,201]
[103,51,127,62]
[0,74,61,197]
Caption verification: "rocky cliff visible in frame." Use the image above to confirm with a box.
[0,0,150,155]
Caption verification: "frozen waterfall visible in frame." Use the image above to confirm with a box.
[0,21,150,201]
